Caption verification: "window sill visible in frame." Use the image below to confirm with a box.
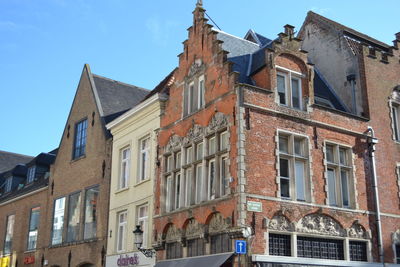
[24,249,36,254]
[71,154,86,163]
[115,187,129,194]
[49,238,98,249]
[134,178,150,187]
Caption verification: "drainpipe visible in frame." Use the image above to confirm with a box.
[367,126,384,264]
[347,74,357,115]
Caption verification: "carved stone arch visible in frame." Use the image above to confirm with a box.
[183,218,204,239]
[392,229,400,244]
[296,213,346,237]
[165,134,182,153]
[206,112,229,134]
[268,214,294,232]
[183,124,204,145]
[275,53,309,75]
[348,221,367,239]
[164,223,181,242]
[206,212,231,234]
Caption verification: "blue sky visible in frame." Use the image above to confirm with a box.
[0,0,398,156]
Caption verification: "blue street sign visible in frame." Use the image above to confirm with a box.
[235,240,247,254]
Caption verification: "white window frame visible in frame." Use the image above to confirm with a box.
[138,137,150,183]
[391,101,400,141]
[277,131,310,202]
[137,205,148,248]
[166,175,173,212]
[5,177,12,192]
[119,147,130,189]
[51,197,65,245]
[220,155,229,197]
[276,66,304,110]
[324,142,354,208]
[208,159,216,200]
[185,168,193,206]
[189,81,196,113]
[116,211,127,253]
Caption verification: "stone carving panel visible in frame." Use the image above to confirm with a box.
[296,214,346,237]
[268,215,294,232]
[188,59,204,78]
[208,213,230,234]
[165,224,181,242]
[165,134,182,153]
[348,222,367,239]
[185,219,204,239]
[183,124,204,145]
[206,112,228,134]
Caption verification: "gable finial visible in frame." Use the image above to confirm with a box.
[196,0,202,7]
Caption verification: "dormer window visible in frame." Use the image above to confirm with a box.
[5,177,12,193]
[276,66,304,110]
[184,75,205,116]
[27,166,36,184]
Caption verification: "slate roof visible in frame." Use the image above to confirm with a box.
[92,74,150,123]
[0,150,33,173]
[213,28,347,114]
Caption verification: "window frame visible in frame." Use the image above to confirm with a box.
[119,146,131,190]
[73,118,88,159]
[3,214,15,255]
[391,101,400,142]
[276,66,304,110]
[138,136,150,183]
[277,131,310,202]
[5,177,12,193]
[183,75,206,117]
[116,210,127,253]
[66,191,81,242]
[27,206,40,251]
[51,197,66,245]
[137,204,149,248]
[26,166,36,184]
[83,185,99,240]
[324,142,354,208]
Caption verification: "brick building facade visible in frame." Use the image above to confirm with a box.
[152,2,400,266]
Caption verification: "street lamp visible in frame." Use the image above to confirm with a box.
[133,225,156,258]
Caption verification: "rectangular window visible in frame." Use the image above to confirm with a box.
[185,168,193,206]
[117,211,127,252]
[297,236,344,260]
[166,175,173,212]
[175,151,181,169]
[73,119,88,159]
[119,147,130,189]
[27,207,40,250]
[210,233,231,254]
[51,197,65,245]
[277,71,303,109]
[66,192,81,242]
[166,155,173,171]
[208,160,216,200]
[325,143,353,208]
[187,238,205,257]
[186,147,193,165]
[208,136,216,155]
[277,73,287,105]
[175,173,181,209]
[138,137,150,182]
[27,166,36,184]
[166,242,182,259]
[198,76,205,108]
[196,143,203,161]
[278,133,309,201]
[195,164,203,204]
[349,241,367,262]
[269,233,291,256]
[392,104,400,141]
[3,214,15,255]
[84,186,98,240]
[5,177,12,193]
[396,244,400,264]
[220,156,229,196]
[220,131,228,151]
[137,205,148,248]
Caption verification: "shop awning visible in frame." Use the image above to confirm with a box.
[155,252,233,267]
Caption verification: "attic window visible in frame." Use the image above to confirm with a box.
[27,166,36,184]
[183,75,205,116]
[5,177,12,192]
[276,66,303,110]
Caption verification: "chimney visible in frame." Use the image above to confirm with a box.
[284,24,295,36]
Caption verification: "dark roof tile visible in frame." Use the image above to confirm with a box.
[0,151,33,173]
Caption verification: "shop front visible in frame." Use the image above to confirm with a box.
[106,252,155,267]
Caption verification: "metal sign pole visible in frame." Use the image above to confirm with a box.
[238,253,241,267]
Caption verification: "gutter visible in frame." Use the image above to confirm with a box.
[367,126,384,265]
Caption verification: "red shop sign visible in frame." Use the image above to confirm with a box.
[24,256,35,264]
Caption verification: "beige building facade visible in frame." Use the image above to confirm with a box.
[106,93,162,267]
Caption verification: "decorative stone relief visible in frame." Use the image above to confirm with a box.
[206,112,228,134]
[296,214,346,237]
[183,124,204,145]
[392,229,400,244]
[188,59,204,78]
[165,134,182,153]
[348,222,367,239]
[268,215,294,232]
[165,224,181,242]
[185,219,204,239]
[208,213,230,234]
